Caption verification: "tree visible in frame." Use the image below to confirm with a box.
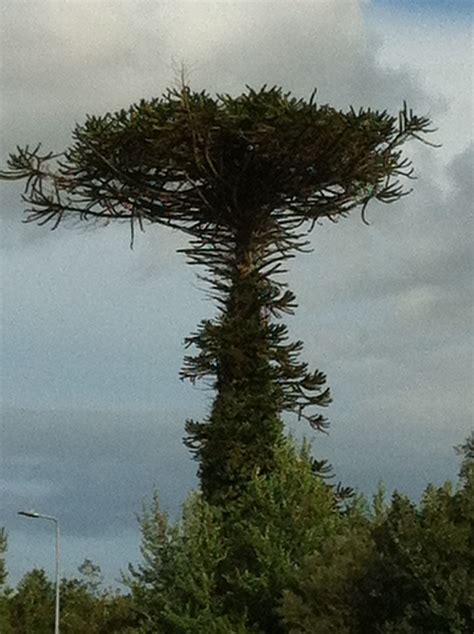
[7,569,55,634]
[60,575,137,633]
[4,563,137,633]
[0,85,434,502]
[366,485,473,632]
[126,440,339,633]
[77,558,103,595]
[281,438,474,633]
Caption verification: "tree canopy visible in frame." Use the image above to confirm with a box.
[2,86,433,236]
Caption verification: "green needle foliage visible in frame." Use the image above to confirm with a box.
[281,436,474,633]
[126,435,473,633]
[1,437,471,632]
[126,440,339,633]
[1,85,435,501]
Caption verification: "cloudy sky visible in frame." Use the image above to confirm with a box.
[1,0,472,587]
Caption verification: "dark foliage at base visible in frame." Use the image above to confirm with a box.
[1,434,472,633]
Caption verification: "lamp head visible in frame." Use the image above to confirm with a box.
[18,510,40,518]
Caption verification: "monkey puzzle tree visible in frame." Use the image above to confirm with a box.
[1,86,434,502]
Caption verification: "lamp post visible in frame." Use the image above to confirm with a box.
[18,510,60,634]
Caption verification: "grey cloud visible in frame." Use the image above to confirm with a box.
[280,143,472,484]
[3,399,464,549]
[447,143,474,197]
[1,229,208,411]
[288,143,473,336]
[2,406,197,538]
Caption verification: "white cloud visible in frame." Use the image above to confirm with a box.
[368,7,473,162]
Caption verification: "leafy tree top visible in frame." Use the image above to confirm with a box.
[0,85,436,501]
[1,85,435,248]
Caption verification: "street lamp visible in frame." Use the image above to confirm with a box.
[18,510,60,634]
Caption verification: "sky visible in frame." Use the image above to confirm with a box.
[1,0,473,588]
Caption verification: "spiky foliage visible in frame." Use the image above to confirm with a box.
[1,85,434,500]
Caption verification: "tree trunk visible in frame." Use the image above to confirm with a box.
[185,231,285,503]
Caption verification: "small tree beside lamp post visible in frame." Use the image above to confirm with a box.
[18,510,60,634]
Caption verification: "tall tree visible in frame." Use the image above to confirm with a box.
[1,86,434,501]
